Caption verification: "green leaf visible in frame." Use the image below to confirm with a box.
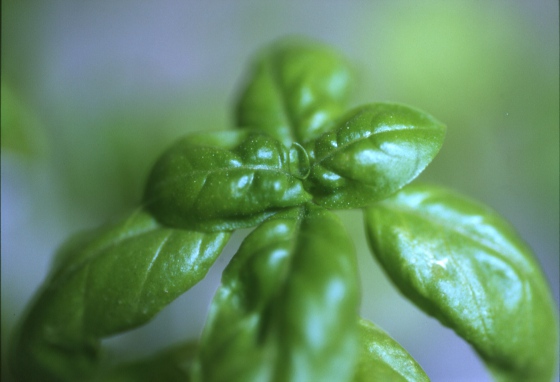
[288,141,311,179]
[235,37,354,146]
[10,210,230,382]
[144,130,312,231]
[197,204,360,382]
[364,183,558,382]
[1,81,47,157]
[305,103,445,209]
[353,318,429,382]
[98,342,197,382]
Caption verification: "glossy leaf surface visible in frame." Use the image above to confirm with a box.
[10,210,230,382]
[353,318,429,382]
[197,205,359,382]
[144,130,312,231]
[235,38,354,146]
[305,103,445,209]
[364,184,558,382]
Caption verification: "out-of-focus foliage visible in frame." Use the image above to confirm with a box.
[365,2,559,246]
[1,82,47,158]
[235,37,354,146]
[353,318,429,382]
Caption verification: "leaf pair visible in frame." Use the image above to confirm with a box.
[195,205,359,381]
[145,103,446,232]
[195,204,431,382]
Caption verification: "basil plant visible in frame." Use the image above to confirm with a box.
[10,38,558,382]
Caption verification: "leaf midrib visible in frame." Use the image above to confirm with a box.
[151,164,294,192]
[54,211,162,284]
[312,125,438,169]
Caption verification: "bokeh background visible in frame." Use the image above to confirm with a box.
[2,1,558,381]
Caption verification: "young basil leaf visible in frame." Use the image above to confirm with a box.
[197,204,360,382]
[288,141,310,179]
[364,183,558,382]
[98,342,197,382]
[10,210,230,382]
[305,103,445,209]
[353,318,429,382]
[235,37,354,146]
[144,130,312,232]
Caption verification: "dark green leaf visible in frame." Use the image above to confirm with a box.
[98,342,197,382]
[197,204,360,382]
[364,183,558,382]
[305,103,445,209]
[353,318,429,382]
[235,38,354,146]
[10,210,230,382]
[144,130,312,231]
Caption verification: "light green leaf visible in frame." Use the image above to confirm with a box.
[235,37,354,146]
[364,183,558,382]
[1,81,47,157]
[354,318,429,382]
[197,204,360,382]
[305,103,445,209]
[10,210,230,382]
[144,130,312,231]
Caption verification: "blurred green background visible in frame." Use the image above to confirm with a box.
[2,1,558,381]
